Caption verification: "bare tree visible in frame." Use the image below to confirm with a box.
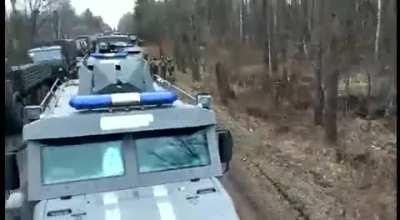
[301,0,325,125]
[325,69,338,144]
[324,12,343,144]
[26,0,63,45]
[374,0,382,62]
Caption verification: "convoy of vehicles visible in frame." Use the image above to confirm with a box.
[5,33,239,220]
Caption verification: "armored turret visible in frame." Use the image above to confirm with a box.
[78,46,155,95]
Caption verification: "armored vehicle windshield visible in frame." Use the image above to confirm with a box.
[39,127,210,185]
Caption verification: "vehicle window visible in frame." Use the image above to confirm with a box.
[41,135,125,185]
[135,128,211,173]
[96,37,132,53]
[29,50,63,63]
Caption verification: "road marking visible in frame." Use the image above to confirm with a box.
[103,192,118,205]
[153,185,168,197]
[105,207,121,220]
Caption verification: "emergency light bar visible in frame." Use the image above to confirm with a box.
[69,91,178,110]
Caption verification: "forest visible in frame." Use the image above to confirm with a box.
[5,0,112,65]
[118,0,396,143]
[4,0,397,219]
[119,1,397,219]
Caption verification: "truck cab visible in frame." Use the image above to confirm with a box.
[6,51,239,220]
[28,46,68,79]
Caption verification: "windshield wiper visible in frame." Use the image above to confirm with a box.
[174,138,200,159]
[149,152,178,166]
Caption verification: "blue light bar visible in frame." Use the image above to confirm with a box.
[69,94,112,109]
[69,91,178,110]
[90,52,128,59]
[140,92,177,105]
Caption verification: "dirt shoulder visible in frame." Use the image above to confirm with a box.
[174,70,396,220]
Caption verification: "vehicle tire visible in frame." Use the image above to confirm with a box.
[5,81,15,134]
[11,92,24,132]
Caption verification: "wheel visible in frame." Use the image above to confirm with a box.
[11,92,24,132]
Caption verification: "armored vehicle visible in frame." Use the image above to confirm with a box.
[93,34,137,53]
[6,49,239,220]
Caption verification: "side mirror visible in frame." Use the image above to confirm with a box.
[217,128,233,165]
[5,153,20,191]
[196,93,212,109]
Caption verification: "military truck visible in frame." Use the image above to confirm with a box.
[5,42,78,134]
[6,48,63,134]
[74,35,91,57]
[28,46,69,79]
[6,46,239,220]
[31,39,80,73]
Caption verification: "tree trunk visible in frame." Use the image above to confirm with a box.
[325,69,338,144]
[374,0,381,61]
[313,0,325,125]
[240,0,244,43]
[269,0,277,73]
[215,62,227,104]
[191,57,200,82]
[30,9,40,46]
[314,45,324,125]
[215,62,234,104]
[268,38,272,78]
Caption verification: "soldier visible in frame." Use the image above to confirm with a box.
[143,54,149,62]
[149,57,159,77]
[167,56,175,82]
[160,56,167,79]
[98,42,109,53]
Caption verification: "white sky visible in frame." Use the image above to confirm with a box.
[5,0,135,29]
[70,0,134,29]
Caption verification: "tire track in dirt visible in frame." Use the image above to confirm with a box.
[214,106,308,220]
[175,68,396,220]
[173,77,305,219]
[249,160,310,220]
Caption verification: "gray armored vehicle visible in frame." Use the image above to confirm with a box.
[93,34,137,53]
[6,47,239,220]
